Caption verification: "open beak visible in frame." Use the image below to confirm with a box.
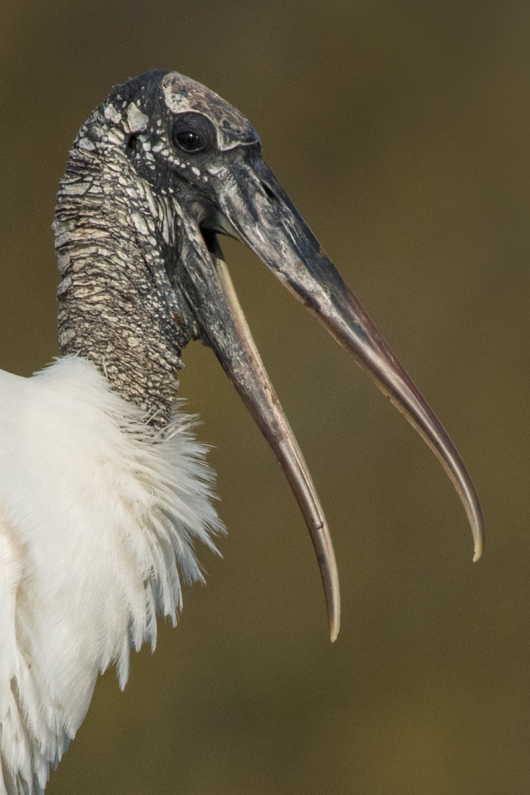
[173,151,484,642]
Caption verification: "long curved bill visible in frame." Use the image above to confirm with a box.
[175,152,484,642]
[175,219,340,641]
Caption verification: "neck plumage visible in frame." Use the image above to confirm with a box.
[54,118,194,428]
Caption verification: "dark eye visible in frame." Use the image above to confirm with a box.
[174,130,204,152]
[172,112,214,155]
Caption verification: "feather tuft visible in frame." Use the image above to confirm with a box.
[0,357,224,794]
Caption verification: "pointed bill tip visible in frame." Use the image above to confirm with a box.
[451,463,484,562]
[329,620,340,643]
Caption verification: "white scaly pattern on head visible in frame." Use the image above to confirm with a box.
[0,357,223,794]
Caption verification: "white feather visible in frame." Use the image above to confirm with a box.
[0,357,224,794]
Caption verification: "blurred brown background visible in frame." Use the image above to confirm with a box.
[1,2,529,793]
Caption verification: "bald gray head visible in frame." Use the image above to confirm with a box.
[55,69,264,425]
[54,69,484,640]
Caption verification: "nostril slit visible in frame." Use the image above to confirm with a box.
[260,181,276,200]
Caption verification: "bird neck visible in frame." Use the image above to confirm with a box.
[54,120,195,428]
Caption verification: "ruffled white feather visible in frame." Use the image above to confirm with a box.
[0,357,224,794]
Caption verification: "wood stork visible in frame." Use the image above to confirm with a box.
[0,70,484,794]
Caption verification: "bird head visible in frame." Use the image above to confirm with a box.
[57,70,484,639]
